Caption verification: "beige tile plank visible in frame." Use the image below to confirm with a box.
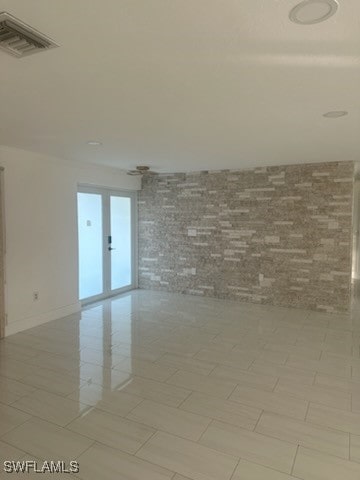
[293,446,360,480]
[250,361,316,386]
[155,352,216,376]
[180,392,261,430]
[307,403,360,435]
[167,370,237,398]
[199,420,297,474]
[127,399,211,440]
[67,383,143,417]
[350,434,360,464]
[0,404,31,437]
[76,442,174,480]
[119,376,192,407]
[232,459,299,480]
[113,358,177,382]
[230,385,308,420]
[275,379,351,410]
[3,417,93,461]
[67,408,154,454]
[136,430,238,480]
[11,389,89,427]
[256,411,349,459]
[210,365,278,391]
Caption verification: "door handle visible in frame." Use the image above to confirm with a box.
[108,247,116,251]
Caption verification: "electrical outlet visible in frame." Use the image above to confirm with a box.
[33,291,39,301]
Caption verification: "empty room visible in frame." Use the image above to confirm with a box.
[0,1,360,479]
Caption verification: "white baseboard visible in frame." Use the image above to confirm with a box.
[5,302,81,336]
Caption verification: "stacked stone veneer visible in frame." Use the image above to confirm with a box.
[138,161,354,312]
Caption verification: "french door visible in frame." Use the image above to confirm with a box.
[77,186,137,303]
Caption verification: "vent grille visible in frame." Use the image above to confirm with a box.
[0,12,58,58]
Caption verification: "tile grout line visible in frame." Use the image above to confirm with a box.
[163,368,181,384]
[229,457,241,480]
[0,414,35,440]
[271,377,280,393]
[196,418,215,444]
[124,397,147,418]
[175,389,194,410]
[349,432,351,461]
[207,361,220,376]
[304,401,311,422]
[290,444,300,476]
[132,429,158,456]
[252,409,264,432]
[246,355,258,371]
[74,439,97,463]
[226,381,239,400]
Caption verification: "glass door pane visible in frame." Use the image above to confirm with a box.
[77,192,103,299]
[110,195,132,290]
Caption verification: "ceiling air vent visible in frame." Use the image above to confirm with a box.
[0,12,58,58]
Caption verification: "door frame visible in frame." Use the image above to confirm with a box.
[77,184,138,305]
[0,168,5,338]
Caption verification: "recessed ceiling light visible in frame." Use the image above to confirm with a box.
[323,111,348,118]
[289,0,338,25]
[87,141,102,146]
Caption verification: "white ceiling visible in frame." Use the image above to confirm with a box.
[0,0,359,172]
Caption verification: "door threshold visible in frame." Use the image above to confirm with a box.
[81,286,138,308]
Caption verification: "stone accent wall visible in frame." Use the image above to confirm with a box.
[138,161,354,312]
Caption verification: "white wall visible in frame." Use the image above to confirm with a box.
[0,146,141,335]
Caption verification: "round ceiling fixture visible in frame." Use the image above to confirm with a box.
[87,141,102,146]
[323,111,348,118]
[289,0,338,25]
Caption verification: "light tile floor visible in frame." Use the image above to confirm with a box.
[0,287,360,479]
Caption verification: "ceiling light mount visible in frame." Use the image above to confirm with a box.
[127,166,158,176]
[323,111,348,118]
[289,0,338,25]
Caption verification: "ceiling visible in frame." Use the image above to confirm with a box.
[0,0,359,172]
